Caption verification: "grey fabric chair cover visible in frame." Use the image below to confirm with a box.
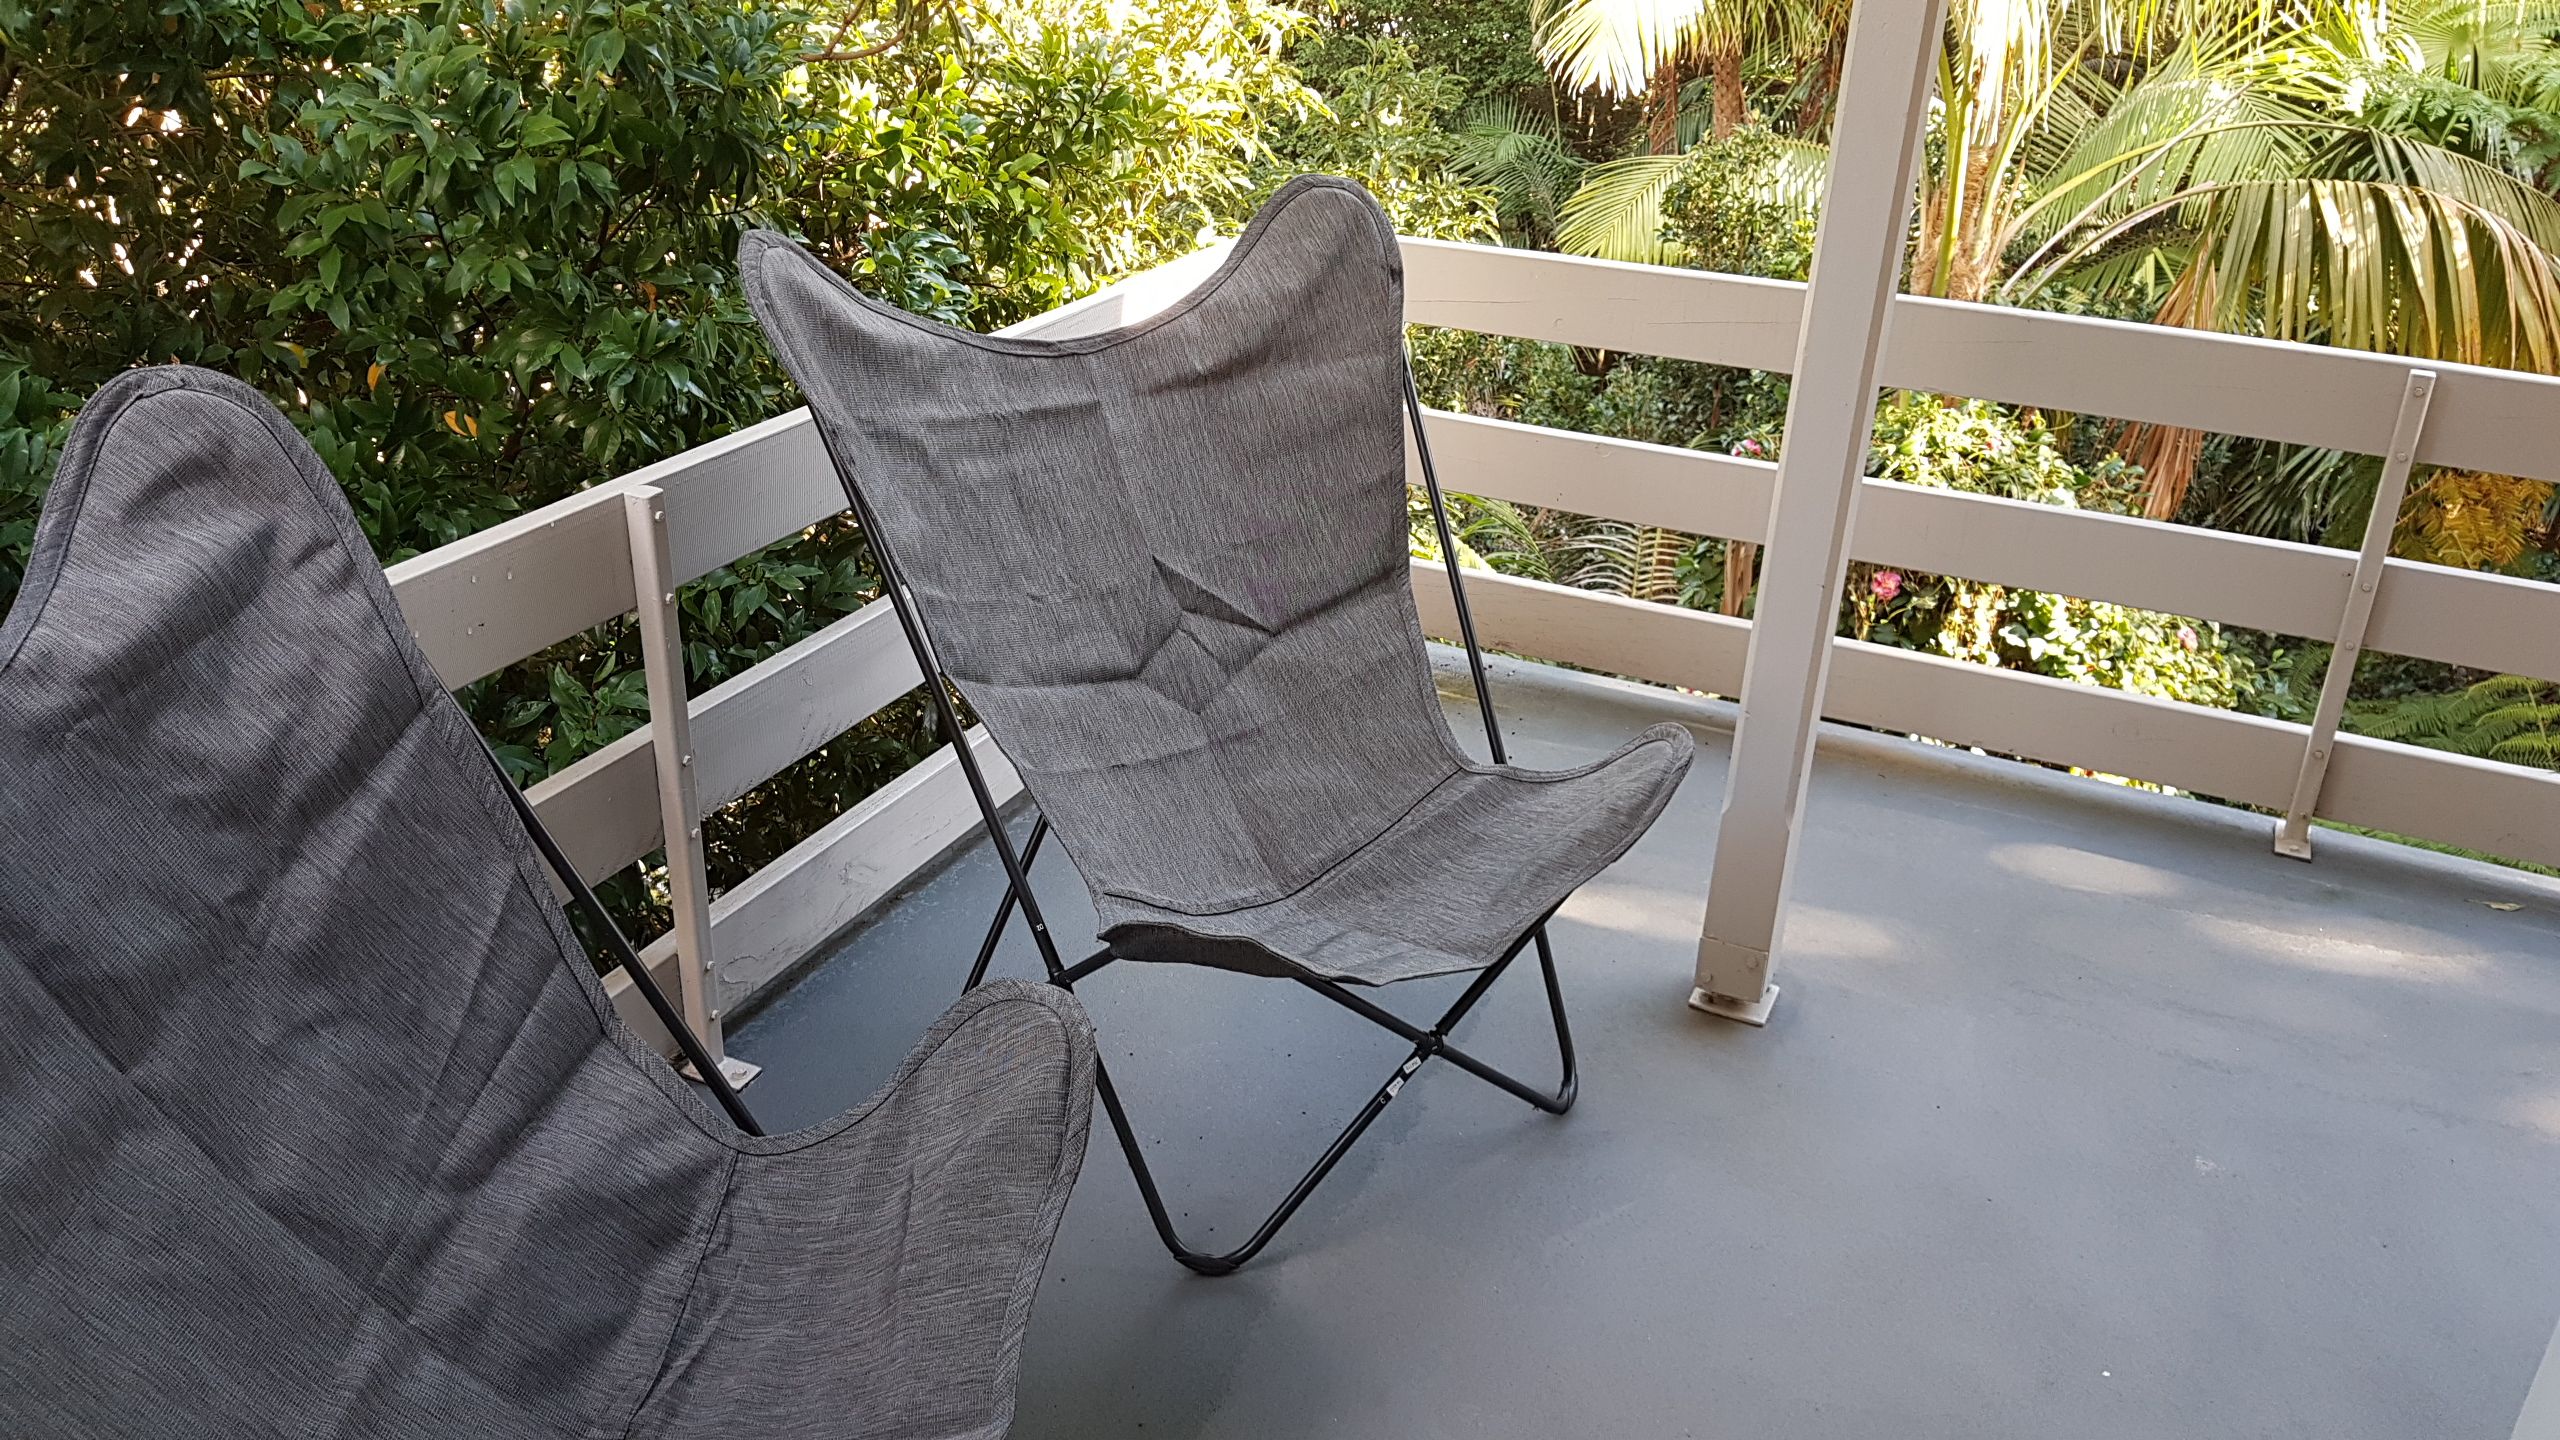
[0,366,1096,1439]
[741,176,1694,987]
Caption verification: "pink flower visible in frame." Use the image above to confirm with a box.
[2178,625,2198,652]
[1732,438,1765,457]
[1871,569,1903,601]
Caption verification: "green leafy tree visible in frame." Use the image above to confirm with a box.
[793,0,1313,325]
[1848,394,2246,710]
[1,0,1314,938]
[1257,32,1498,238]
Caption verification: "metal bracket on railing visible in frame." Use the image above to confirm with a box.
[622,486,759,1089]
[2274,368,2436,860]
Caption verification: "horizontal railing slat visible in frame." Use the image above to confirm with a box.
[379,229,2560,1038]
[1404,240,1806,373]
[2366,558,2560,681]
[388,242,1237,690]
[1415,405,2559,678]
[610,727,1021,1047]
[1414,410,2360,643]
[1402,237,2560,484]
[1411,558,1749,693]
[1412,561,2560,866]
[1412,410,1774,540]
[525,595,926,884]
[1847,483,2356,641]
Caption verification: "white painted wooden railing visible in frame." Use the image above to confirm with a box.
[1400,237,2560,874]
[383,231,2560,1058]
[385,242,1236,1055]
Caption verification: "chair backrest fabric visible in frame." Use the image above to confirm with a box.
[0,366,752,1433]
[743,177,1469,918]
[0,366,1094,1439]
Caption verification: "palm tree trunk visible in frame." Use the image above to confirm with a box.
[1648,59,1682,153]
[2120,262,2224,520]
[1910,185,1946,297]
[1945,147,2000,303]
[1719,537,1756,616]
[1710,43,1746,140]
[1796,24,1847,139]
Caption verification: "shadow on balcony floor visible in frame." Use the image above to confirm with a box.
[730,655,2560,1440]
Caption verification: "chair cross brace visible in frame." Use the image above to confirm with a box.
[810,356,1578,1274]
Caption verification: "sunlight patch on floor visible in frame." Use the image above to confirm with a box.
[2186,912,2490,983]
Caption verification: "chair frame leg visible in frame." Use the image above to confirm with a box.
[802,351,1577,1273]
[980,834,1576,1275]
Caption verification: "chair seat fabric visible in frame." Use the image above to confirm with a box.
[742,175,1695,989]
[1096,723,1691,983]
[0,366,1096,1439]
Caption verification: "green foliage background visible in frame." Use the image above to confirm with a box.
[11,0,2558,923]
[0,0,1309,934]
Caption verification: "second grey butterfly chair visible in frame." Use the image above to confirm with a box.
[0,366,1095,1438]
[743,175,1695,1274]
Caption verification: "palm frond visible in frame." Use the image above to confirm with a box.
[1454,494,1560,582]
[2196,441,2376,543]
[1557,136,1825,265]
[1533,0,1831,96]
[1534,0,1715,97]
[2051,239,2191,302]
[1560,517,1645,592]
[1557,153,1691,263]
[2354,129,2560,257]
[1558,516,1691,600]
[2392,0,2560,104]
[2046,172,2560,370]
[1758,135,1831,213]
[1456,99,1588,230]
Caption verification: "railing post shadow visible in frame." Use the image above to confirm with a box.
[1690,0,1947,1028]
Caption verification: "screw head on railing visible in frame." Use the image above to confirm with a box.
[662,591,675,605]
[680,754,693,767]
[653,509,666,522]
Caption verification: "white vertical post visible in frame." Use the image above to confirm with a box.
[2514,1312,2560,1440]
[622,487,756,1087]
[2274,367,2435,859]
[1691,0,1944,1027]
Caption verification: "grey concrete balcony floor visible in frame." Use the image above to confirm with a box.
[728,656,2560,1440]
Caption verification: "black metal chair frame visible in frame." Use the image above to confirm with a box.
[483,746,766,1136]
[808,355,1577,1275]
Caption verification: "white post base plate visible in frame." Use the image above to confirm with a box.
[682,1055,764,1089]
[1689,984,1780,1027]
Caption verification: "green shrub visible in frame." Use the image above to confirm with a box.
[0,0,1304,939]
[2353,674,2560,771]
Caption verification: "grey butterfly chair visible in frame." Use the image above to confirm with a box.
[0,365,1096,1438]
[742,175,1694,1275]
